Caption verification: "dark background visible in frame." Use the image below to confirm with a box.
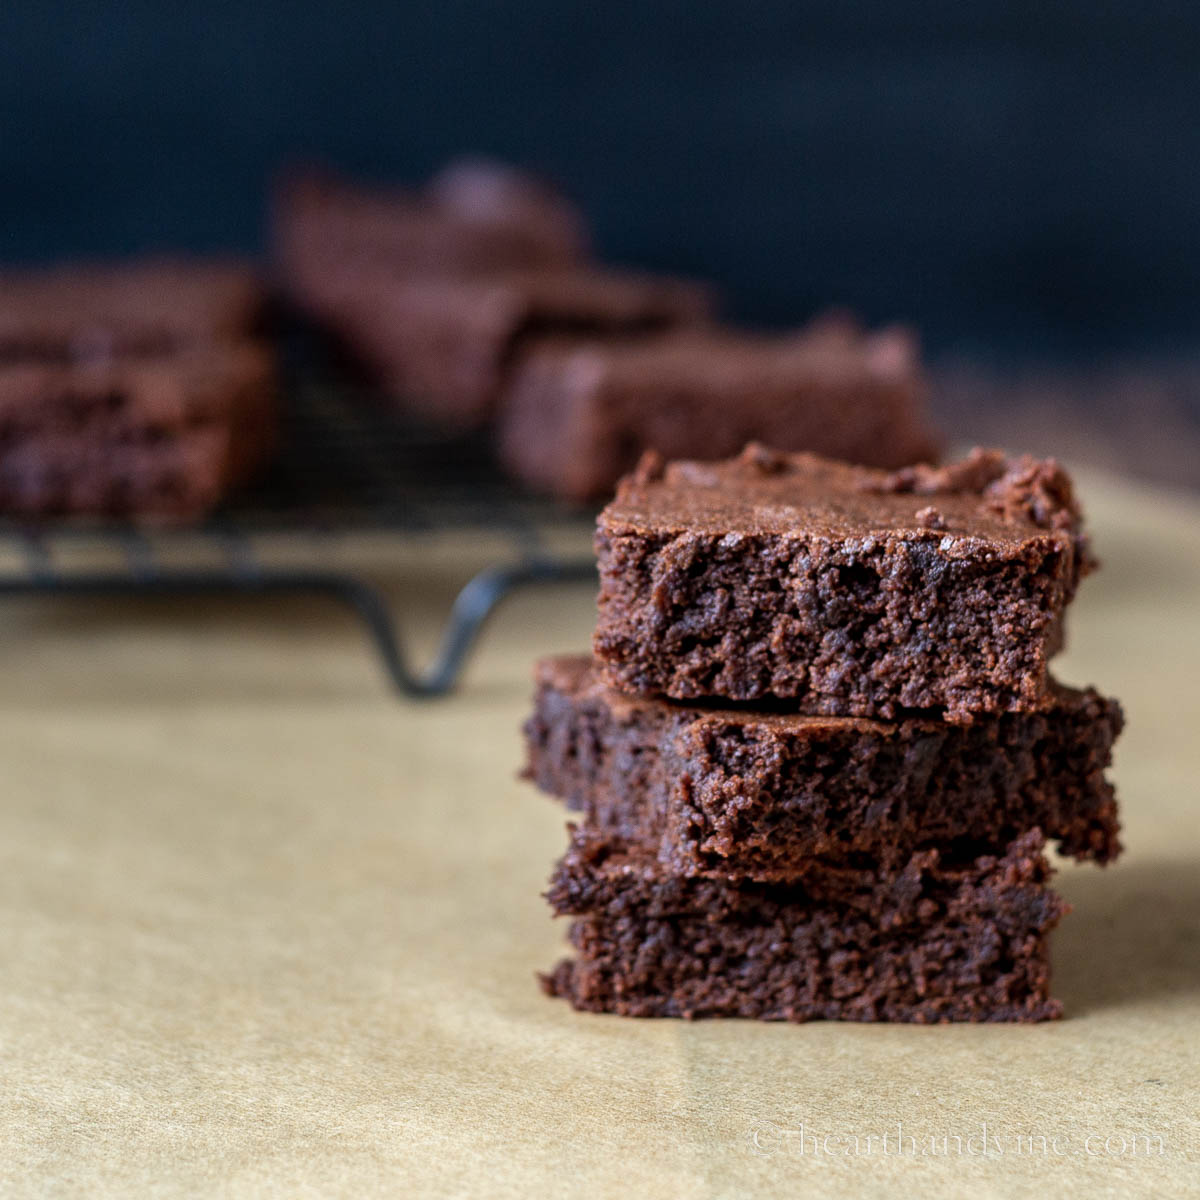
[5,1,1198,359]
[5,2,1200,487]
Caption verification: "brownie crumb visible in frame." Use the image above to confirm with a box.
[630,448,666,485]
[737,441,789,474]
[865,446,1008,497]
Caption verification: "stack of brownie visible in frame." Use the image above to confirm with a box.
[0,258,276,520]
[522,444,1123,1022]
[274,161,940,492]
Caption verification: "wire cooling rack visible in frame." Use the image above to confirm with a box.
[0,367,596,698]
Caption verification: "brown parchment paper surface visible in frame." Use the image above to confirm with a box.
[0,471,1196,1199]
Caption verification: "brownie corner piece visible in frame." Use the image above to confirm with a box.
[592,445,1092,721]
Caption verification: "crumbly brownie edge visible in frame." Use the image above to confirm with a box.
[593,522,1072,721]
[676,686,1123,870]
[522,662,675,853]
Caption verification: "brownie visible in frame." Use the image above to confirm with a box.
[524,655,1122,877]
[274,159,587,293]
[542,826,1066,1022]
[0,344,276,520]
[593,445,1093,721]
[306,267,716,429]
[497,315,940,501]
[0,258,266,361]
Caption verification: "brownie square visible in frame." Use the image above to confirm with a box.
[0,258,266,361]
[0,344,277,520]
[305,267,716,430]
[594,445,1094,721]
[274,159,588,291]
[497,316,940,500]
[543,826,1066,1023]
[524,656,1122,878]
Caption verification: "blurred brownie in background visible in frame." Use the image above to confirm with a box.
[274,157,589,295]
[0,258,267,360]
[274,158,714,429]
[0,345,277,521]
[497,313,939,500]
[0,257,277,521]
[309,266,715,429]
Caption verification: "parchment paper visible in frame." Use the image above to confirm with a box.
[0,471,1195,1198]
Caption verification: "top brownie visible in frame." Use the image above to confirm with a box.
[0,258,266,361]
[594,445,1093,721]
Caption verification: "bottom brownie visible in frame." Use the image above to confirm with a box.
[543,827,1067,1023]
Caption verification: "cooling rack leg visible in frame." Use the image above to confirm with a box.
[0,559,596,701]
[337,558,596,697]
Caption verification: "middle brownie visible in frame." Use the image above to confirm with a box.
[524,655,1122,879]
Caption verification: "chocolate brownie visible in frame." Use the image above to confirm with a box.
[0,344,276,520]
[307,267,716,429]
[274,160,587,294]
[594,445,1093,721]
[543,826,1066,1022]
[524,656,1122,877]
[497,316,940,501]
[0,259,266,361]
